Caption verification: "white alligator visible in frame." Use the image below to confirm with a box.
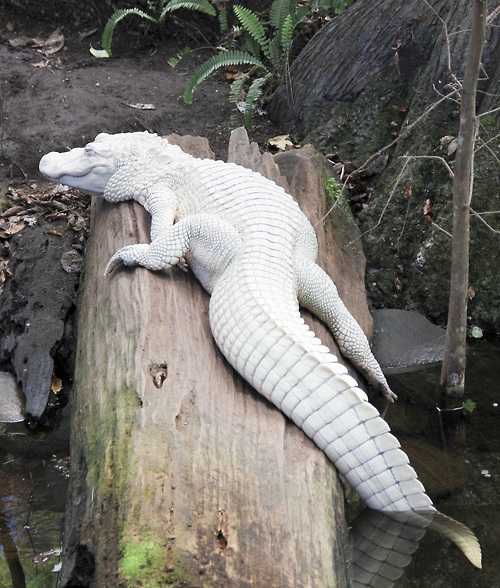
[39,132,481,574]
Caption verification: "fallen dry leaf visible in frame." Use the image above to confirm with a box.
[125,103,156,110]
[9,29,64,56]
[5,222,26,236]
[35,30,65,55]
[32,60,49,69]
[440,135,455,149]
[61,249,83,273]
[447,138,458,156]
[1,205,24,218]
[51,375,63,394]
[8,35,32,48]
[47,227,65,237]
[423,198,433,223]
[268,134,294,151]
[404,182,412,200]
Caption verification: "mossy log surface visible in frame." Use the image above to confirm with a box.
[60,131,375,587]
[271,0,500,333]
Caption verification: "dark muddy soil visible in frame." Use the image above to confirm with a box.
[0,8,279,179]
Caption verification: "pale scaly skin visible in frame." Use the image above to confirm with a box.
[39,132,481,568]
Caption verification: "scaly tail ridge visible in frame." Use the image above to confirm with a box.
[430,512,482,568]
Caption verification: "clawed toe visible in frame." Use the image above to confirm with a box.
[104,254,123,277]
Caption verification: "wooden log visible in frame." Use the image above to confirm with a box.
[60,131,373,587]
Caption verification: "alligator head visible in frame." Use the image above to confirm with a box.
[39,131,190,193]
[39,132,124,193]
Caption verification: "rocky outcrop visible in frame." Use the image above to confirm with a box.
[270,0,500,334]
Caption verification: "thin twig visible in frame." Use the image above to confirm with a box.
[487,5,500,24]
[431,221,453,238]
[470,207,500,233]
[345,158,410,247]
[479,105,500,118]
[401,154,455,177]
[421,0,452,73]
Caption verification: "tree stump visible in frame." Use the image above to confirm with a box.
[60,130,373,587]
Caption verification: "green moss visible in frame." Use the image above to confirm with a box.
[119,539,195,587]
[120,539,164,587]
[480,114,498,130]
[84,385,140,498]
[324,176,343,203]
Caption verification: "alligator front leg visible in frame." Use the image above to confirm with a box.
[104,213,240,287]
[296,259,396,403]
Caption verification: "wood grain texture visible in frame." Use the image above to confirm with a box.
[60,131,373,587]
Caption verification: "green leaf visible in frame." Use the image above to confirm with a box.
[270,0,290,29]
[268,34,283,70]
[89,46,111,59]
[280,13,295,52]
[229,75,249,104]
[233,5,270,60]
[463,398,477,415]
[217,5,229,33]
[160,0,216,21]
[183,50,267,104]
[167,47,192,68]
[243,74,271,128]
[100,8,158,58]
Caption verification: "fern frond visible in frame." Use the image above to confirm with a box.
[167,47,192,68]
[268,34,283,70]
[233,5,270,60]
[217,5,229,33]
[228,75,249,104]
[183,50,267,104]
[243,74,271,128]
[270,0,289,30]
[160,0,216,22]
[293,5,309,24]
[100,8,158,57]
[280,13,295,52]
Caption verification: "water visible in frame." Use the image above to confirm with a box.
[0,421,69,588]
[0,342,497,587]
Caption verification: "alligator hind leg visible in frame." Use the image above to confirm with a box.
[296,258,396,402]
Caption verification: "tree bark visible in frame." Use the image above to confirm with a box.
[440,0,487,396]
[59,131,375,587]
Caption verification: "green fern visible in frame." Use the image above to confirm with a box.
[280,13,295,53]
[167,47,192,68]
[268,34,283,70]
[228,75,249,104]
[99,8,158,57]
[159,0,216,22]
[183,50,267,104]
[217,4,229,33]
[243,74,271,127]
[233,5,271,61]
[270,0,290,30]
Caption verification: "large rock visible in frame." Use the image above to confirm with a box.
[372,309,445,374]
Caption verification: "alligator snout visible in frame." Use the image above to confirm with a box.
[39,151,63,179]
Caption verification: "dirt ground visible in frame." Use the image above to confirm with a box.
[0,8,279,180]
